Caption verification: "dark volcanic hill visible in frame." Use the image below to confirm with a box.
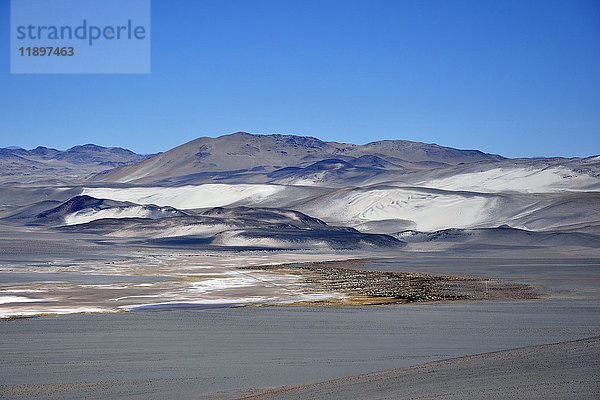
[93,132,504,184]
[56,203,403,250]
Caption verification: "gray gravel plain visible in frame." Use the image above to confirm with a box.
[1,299,599,399]
[228,336,600,400]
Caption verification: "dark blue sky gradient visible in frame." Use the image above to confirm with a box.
[1,0,599,157]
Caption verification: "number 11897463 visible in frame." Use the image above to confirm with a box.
[19,47,74,56]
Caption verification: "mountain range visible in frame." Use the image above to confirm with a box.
[1,132,599,250]
[0,144,156,184]
[94,132,505,185]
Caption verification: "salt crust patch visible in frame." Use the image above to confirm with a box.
[0,296,46,304]
[1,289,45,293]
[122,293,340,311]
[0,307,110,318]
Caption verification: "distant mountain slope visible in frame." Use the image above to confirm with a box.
[93,132,504,184]
[0,144,155,184]
[4,133,598,237]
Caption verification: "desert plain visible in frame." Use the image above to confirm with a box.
[0,133,599,399]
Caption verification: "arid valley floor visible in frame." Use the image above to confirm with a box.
[1,133,599,399]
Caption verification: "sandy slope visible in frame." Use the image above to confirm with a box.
[83,184,286,209]
[421,166,600,193]
[64,205,180,225]
[227,336,600,400]
[82,184,501,231]
[81,183,600,233]
[295,186,499,232]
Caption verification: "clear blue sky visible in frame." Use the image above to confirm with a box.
[1,0,599,157]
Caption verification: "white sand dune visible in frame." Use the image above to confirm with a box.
[64,206,181,225]
[82,184,501,232]
[83,184,285,209]
[297,187,499,232]
[421,167,598,193]
[81,165,600,233]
